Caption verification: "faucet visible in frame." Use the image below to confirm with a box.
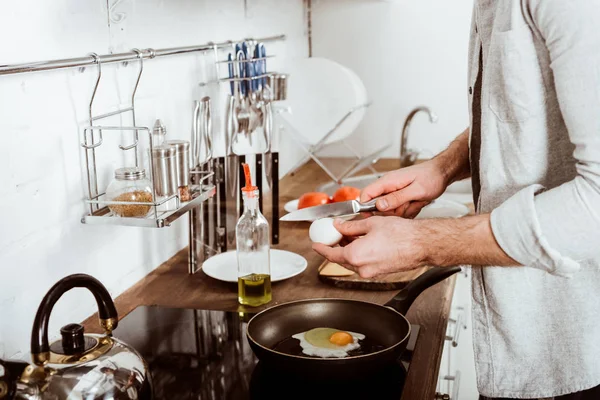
[400,106,438,168]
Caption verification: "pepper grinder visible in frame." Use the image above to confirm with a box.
[152,119,167,147]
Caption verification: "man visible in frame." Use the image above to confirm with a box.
[313,0,600,399]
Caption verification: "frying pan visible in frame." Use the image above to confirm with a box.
[246,267,460,379]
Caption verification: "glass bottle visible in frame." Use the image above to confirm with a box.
[236,188,271,307]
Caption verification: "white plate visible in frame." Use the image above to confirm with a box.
[416,198,470,219]
[284,199,299,213]
[441,178,474,205]
[202,249,307,283]
[284,57,368,146]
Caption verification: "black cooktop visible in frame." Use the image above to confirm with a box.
[114,306,420,400]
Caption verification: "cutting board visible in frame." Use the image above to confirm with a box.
[318,261,429,291]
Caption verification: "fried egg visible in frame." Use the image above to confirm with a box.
[292,327,365,358]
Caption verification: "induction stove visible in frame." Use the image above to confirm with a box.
[114,306,420,400]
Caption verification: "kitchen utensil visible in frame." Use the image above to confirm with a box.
[244,43,262,134]
[0,274,151,399]
[282,199,358,222]
[227,53,235,96]
[164,140,191,202]
[283,57,367,146]
[246,267,460,378]
[202,249,307,283]
[270,152,280,244]
[199,96,213,163]
[224,93,240,249]
[151,144,178,198]
[319,262,430,291]
[280,198,377,221]
[192,101,201,167]
[235,50,250,136]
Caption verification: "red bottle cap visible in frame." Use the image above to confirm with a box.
[241,163,258,196]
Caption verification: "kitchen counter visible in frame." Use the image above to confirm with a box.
[83,158,457,400]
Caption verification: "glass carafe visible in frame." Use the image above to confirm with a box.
[236,189,271,307]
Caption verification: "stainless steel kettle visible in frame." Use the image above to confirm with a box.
[0,274,152,399]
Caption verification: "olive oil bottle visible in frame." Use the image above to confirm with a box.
[236,164,272,307]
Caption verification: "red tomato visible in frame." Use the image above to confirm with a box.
[298,192,331,209]
[332,186,361,203]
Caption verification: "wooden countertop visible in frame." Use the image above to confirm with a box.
[84,158,456,400]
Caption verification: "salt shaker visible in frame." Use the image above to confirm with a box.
[164,140,191,202]
[152,119,167,147]
[151,145,178,211]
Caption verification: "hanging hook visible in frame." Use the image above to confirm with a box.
[118,48,144,152]
[82,53,103,149]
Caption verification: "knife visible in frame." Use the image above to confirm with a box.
[280,199,378,222]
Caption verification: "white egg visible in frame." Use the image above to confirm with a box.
[292,328,365,358]
[309,218,343,246]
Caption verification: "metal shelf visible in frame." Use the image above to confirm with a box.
[82,185,216,228]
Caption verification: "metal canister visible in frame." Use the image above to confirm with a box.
[151,145,177,197]
[268,73,288,101]
[164,140,191,201]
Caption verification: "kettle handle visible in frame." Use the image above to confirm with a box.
[30,274,118,366]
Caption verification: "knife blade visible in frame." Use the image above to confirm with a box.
[280,199,377,221]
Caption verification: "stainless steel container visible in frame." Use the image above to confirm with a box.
[164,140,190,186]
[165,140,192,201]
[268,73,288,101]
[151,145,177,197]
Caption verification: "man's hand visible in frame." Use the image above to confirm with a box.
[312,217,428,278]
[361,160,449,218]
[312,214,520,278]
[361,129,472,218]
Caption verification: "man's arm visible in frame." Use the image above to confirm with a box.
[313,214,519,279]
[434,128,472,186]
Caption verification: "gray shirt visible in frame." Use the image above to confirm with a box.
[468,0,600,397]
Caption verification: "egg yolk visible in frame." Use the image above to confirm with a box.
[329,331,354,346]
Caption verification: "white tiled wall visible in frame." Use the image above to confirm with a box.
[311,0,474,159]
[0,0,308,359]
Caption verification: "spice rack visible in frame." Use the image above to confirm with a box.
[0,34,286,274]
[78,50,216,229]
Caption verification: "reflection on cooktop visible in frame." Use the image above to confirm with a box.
[114,306,419,400]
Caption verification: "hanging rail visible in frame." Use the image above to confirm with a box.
[0,34,286,76]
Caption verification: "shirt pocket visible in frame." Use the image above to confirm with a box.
[487,27,547,123]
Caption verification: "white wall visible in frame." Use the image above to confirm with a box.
[0,0,307,360]
[311,0,473,159]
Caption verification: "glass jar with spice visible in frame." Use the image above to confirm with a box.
[106,167,153,218]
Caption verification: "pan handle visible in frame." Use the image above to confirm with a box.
[384,267,462,315]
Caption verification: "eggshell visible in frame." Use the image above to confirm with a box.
[309,218,343,246]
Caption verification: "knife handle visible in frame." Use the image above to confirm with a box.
[358,199,378,213]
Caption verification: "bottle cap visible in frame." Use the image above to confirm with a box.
[241,163,258,197]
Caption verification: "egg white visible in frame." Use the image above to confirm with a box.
[292,330,365,358]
